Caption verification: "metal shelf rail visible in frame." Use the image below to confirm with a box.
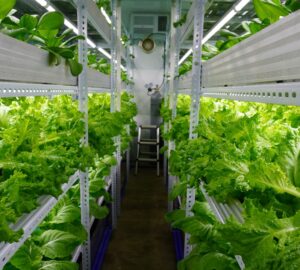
[166,0,300,266]
[0,32,111,95]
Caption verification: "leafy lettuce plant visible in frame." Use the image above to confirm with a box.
[168,198,300,270]
[96,0,112,16]
[0,1,83,76]
[0,96,89,243]
[88,92,137,156]
[166,97,300,269]
[0,0,15,22]
[2,91,137,269]
[88,51,111,75]
[160,95,191,144]
[4,156,113,270]
[166,201,240,270]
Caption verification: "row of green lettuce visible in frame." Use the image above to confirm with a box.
[0,0,132,83]
[161,95,300,269]
[0,93,137,270]
[178,0,300,77]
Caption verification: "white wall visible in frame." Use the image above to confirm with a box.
[132,44,164,127]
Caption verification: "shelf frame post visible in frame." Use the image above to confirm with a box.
[163,32,170,188]
[77,1,90,269]
[111,0,122,227]
[168,0,182,212]
[126,45,134,93]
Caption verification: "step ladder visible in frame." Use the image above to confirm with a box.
[135,125,160,176]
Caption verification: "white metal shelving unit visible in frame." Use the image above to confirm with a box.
[166,0,300,268]
[178,9,300,106]
[166,0,206,258]
[0,0,126,269]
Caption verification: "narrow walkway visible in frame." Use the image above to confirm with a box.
[102,167,176,270]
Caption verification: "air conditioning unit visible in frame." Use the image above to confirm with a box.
[131,14,169,39]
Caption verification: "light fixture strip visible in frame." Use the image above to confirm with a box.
[101,7,112,24]
[178,0,250,65]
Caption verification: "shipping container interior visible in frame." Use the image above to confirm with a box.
[0,0,299,270]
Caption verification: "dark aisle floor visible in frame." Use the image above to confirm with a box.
[101,167,177,270]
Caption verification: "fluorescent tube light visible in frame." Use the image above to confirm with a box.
[202,9,236,44]
[87,38,96,48]
[178,48,192,65]
[64,19,79,34]
[235,0,251,11]
[97,47,112,59]
[101,7,112,24]
[178,0,250,65]
[35,0,47,7]
[46,5,55,12]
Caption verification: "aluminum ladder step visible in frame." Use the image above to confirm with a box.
[135,125,160,176]
[140,125,157,129]
[137,158,157,162]
[138,141,158,145]
[140,151,157,156]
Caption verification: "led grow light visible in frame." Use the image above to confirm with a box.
[35,0,47,7]
[101,7,112,24]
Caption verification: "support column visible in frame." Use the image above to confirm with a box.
[111,0,122,227]
[77,1,90,269]
[169,0,181,121]
[163,33,170,188]
[168,0,181,212]
[126,45,134,93]
[184,0,206,257]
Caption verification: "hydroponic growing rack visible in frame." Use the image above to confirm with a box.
[165,0,300,269]
[0,0,132,269]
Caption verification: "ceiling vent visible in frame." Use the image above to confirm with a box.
[131,14,169,39]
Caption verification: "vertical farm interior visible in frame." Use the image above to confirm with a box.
[0,1,299,270]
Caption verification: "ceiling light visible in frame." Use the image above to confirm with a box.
[87,38,96,48]
[97,47,112,59]
[64,19,79,34]
[235,0,251,11]
[46,5,55,12]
